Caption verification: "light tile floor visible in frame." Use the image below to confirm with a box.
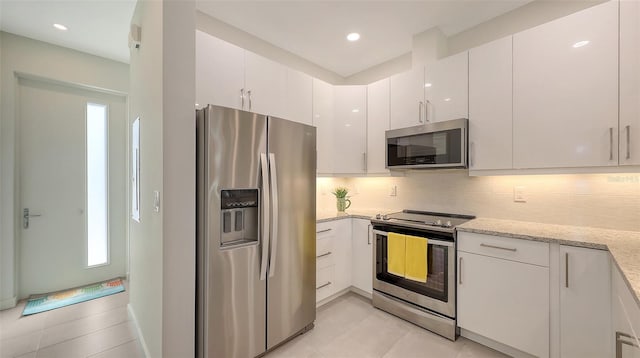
[0,288,144,358]
[265,293,509,358]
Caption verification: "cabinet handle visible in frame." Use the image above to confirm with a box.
[367,224,372,245]
[418,101,424,123]
[316,281,331,290]
[459,257,463,284]
[316,251,332,258]
[480,243,517,252]
[363,153,367,172]
[240,88,245,109]
[425,99,432,123]
[247,90,252,111]
[626,125,631,160]
[316,228,332,234]
[616,332,640,358]
[610,127,614,161]
[469,141,475,168]
[565,252,569,288]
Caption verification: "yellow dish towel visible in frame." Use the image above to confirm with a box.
[405,235,428,283]
[387,233,406,277]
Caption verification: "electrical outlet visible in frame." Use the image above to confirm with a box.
[390,185,397,197]
[514,186,526,203]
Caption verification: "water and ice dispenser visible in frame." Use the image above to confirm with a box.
[220,189,259,247]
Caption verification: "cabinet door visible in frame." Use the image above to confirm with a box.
[331,219,352,293]
[457,251,549,358]
[285,69,312,125]
[612,266,640,358]
[469,37,513,171]
[424,52,469,123]
[390,67,425,129]
[367,78,390,174]
[244,51,287,118]
[332,86,367,174]
[513,1,619,169]
[560,245,611,358]
[313,79,334,174]
[351,219,372,295]
[620,0,640,166]
[195,30,244,110]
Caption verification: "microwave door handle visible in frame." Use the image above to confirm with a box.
[268,153,279,278]
[260,153,270,281]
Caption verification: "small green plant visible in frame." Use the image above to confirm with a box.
[331,186,349,199]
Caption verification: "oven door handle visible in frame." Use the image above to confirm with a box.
[371,230,454,247]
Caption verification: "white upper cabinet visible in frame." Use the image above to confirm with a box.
[195,30,244,110]
[513,1,619,169]
[244,51,287,118]
[424,52,469,123]
[285,69,313,125]
[469,36,513,171]
[559,245,612,358]
[313,79,335,174]
[367,78,390,174]
[390,67,425,129]
[332,86,367,174]
[620,0,640,166]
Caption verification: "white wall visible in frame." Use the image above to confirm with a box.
[318,172,640,232]
[196,11,344,85]
[128,1,195,357]
[0,32,129,308]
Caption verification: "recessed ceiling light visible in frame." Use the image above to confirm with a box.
[195,103,200,107]
[424,83,432,88]
[345,123,352,127]
[572,40,590,48]
[352,108,359,113]
[346,33,360,42]
[444,98,452,102]
[53,23,68,31]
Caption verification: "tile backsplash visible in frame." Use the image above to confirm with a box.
[317,171,640,231]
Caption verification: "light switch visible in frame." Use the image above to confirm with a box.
[514,186,526,203]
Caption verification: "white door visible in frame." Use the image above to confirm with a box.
[620,0,640,166]
[389,67,425,129]
[424,52,469,123]
[18,77,127,297]
[351,219,372,295]
[285,68,312,125]
[513,1,619,169]
[244,51,287,118]
[367,78,390,174]
[313,78,335,174]
[332,86,367,174]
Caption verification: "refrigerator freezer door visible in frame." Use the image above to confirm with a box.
[266,117,317,349]
[197,105,268,358]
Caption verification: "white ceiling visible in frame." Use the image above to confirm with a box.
[196,1,531,77]
[0,0,136,64]
[0,0,531,76]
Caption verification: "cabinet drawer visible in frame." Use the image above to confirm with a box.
[458,232,549,267]
[316,265,335,302]
[316,235,334,268]
[316,221,337,238]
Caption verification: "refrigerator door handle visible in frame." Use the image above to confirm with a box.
[268,153,279,277]
[260,153,270,281]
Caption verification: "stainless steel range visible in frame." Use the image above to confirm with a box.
[370,210,475,341]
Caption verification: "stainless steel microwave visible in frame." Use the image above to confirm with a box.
[385,118,468,170]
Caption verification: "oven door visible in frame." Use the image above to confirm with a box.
[372,229,456,318]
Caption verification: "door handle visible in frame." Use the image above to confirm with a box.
[247,90,252,111]
[316,251,332,258]
[268,153,279,278]
[459,257,463,285]
[610,127,614,161]
[23,208,42,229]
[259,153,270,281]
[418,101,424,123]
[240,88,245,109]
[367,224,372,245]
[626,125,631,160]
[616,331,640,358]
[480,243,517,252]
[565,252,569,288]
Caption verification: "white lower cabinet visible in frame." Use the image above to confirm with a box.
[457,232,550,358]
[612,264,640,358]
[559,245,612,358]
[351,219,372,295]
[315,219,352,303]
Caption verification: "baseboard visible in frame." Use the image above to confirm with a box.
[349,286,372,300]
[0,296,17,310]
[459,328,537,358]
[316,287,351,308]
[127,303,151,358]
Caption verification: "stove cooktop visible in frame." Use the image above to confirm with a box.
[370,210,475,234]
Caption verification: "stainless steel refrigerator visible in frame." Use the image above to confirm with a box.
[196,105,317,358]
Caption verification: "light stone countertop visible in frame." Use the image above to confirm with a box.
[316,210,380,223]
[457,218,640,307]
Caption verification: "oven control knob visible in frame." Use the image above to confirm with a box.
[383,214,389,220]
[446,220,452,228]
[375,214,382,220]
[436,219,442,226]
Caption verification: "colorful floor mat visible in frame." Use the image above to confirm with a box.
[22,278,125,316]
